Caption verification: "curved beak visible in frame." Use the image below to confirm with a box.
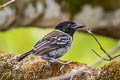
[73,24,85,29]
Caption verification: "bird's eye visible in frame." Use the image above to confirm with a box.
[67,27,72,31]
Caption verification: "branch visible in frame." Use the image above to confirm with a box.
[91,41,120,67]
[1,53,120,80]
[0,53,93,80]
[0,0,15,9]
[44,66,94,80]
[87,29,120,66]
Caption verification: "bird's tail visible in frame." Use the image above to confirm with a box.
[17,49,34,62]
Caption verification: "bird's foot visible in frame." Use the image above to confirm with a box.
[60,60,72,71]
[50,58,72,71]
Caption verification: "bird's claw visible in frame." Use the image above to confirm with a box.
[50,58,72,71]
[60,60,72,71]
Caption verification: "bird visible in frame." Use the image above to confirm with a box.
[17,21,85,70]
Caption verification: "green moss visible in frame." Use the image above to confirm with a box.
[0,55,13,79]
[25,60,85,80]
[96,61,120,80]
[0,72,13,80]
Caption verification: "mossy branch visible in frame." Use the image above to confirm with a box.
[0,52,120,80]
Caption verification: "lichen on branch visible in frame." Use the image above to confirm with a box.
[0,52,120,80]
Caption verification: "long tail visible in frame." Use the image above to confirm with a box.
[17,49,34,62]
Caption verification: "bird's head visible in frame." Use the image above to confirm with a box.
[55,21,85,36]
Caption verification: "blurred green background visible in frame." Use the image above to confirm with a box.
[0,27,118,67]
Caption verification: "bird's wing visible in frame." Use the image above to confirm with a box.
[32,31,72,55]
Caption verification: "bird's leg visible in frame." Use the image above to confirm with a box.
[50,58,72,70]
[41,57,55,67]
[59,60,72,71]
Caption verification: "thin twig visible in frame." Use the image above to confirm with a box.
[91,49,110,61]
[87,29,120,67]
[91,40,120,67]
[0,0,15,9]
[87,29,112,60]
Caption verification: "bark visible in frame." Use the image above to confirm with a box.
[0,52,120,80]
